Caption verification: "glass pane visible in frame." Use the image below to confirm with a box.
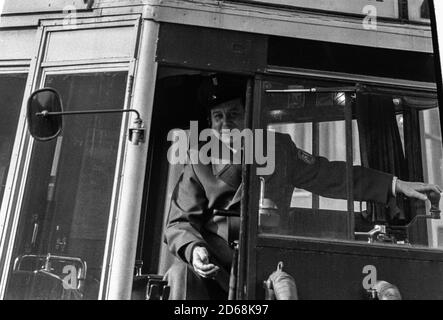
[0,73,27,203]
[268,123,313,209]
[256,77,443,249]
[258,77,358,240]
[4,71,127,300]
[318,120,365,213]
[45,27,133,63]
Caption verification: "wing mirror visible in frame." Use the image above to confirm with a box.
[26,88,145,145]
[27,88,63,142]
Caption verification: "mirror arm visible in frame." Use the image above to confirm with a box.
[36,108,145,145]
[36,108,141,120]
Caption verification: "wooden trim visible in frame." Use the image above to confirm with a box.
[153,0,433,53]
[266,66,438,94]
[257,235,443,261]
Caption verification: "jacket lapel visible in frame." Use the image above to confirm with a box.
[214,163,242,190]
[211,138,242,189]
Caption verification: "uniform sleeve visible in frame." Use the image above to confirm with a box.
[164,162,209,265]
[286,136,393,204]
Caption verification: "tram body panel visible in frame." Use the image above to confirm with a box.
[255,243,443,300]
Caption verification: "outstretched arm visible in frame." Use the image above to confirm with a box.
[283,134,441,204]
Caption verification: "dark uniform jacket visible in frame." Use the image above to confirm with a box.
[164,132,393,271]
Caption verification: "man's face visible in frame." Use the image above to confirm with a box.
[210,98,245,136]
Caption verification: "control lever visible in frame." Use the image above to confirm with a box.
[395,190,442,230]
[358,191,441,244]
[428,190,441,219]
[355,225,386,243]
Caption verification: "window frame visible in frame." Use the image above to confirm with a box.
[244,72,442,298]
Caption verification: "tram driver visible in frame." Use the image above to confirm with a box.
[163,74,442,300]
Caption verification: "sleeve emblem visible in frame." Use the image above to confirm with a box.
[297,149,316,165]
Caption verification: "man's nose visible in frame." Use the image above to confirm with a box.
[220,113,230,125]
[221,118,235,128]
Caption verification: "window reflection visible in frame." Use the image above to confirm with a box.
[408,0,430,22]
[0,73,27,204]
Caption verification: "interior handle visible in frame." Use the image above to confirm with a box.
[31,215,39,248]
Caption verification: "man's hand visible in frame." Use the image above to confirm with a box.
[395,180,442,201]
[192,246,220,279]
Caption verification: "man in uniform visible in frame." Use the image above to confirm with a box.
[163,75,442,300]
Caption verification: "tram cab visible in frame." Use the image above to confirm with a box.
[0,0,443,300]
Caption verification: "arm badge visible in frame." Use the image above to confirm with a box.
[297,149,316,165]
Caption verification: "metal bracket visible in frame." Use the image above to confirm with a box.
[145,276,170,300]
[128,118,146,145]
[37,108,146,145]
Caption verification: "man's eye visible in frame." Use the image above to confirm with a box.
[212,114,222,120]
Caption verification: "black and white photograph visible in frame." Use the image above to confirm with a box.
[0,0,442,306]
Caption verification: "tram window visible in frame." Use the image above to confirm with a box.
[4,72,127,300]
[268,123,313,209]
[256,77,442,248]
[0,73,27,204]
[258,77,365,240]
[268,121,365,213]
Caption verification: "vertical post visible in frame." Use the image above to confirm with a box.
[237,79,253,300]
[245,77,263,300]
[345,93,354,240]
[104,19,159,300]
[312,121,320,211]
